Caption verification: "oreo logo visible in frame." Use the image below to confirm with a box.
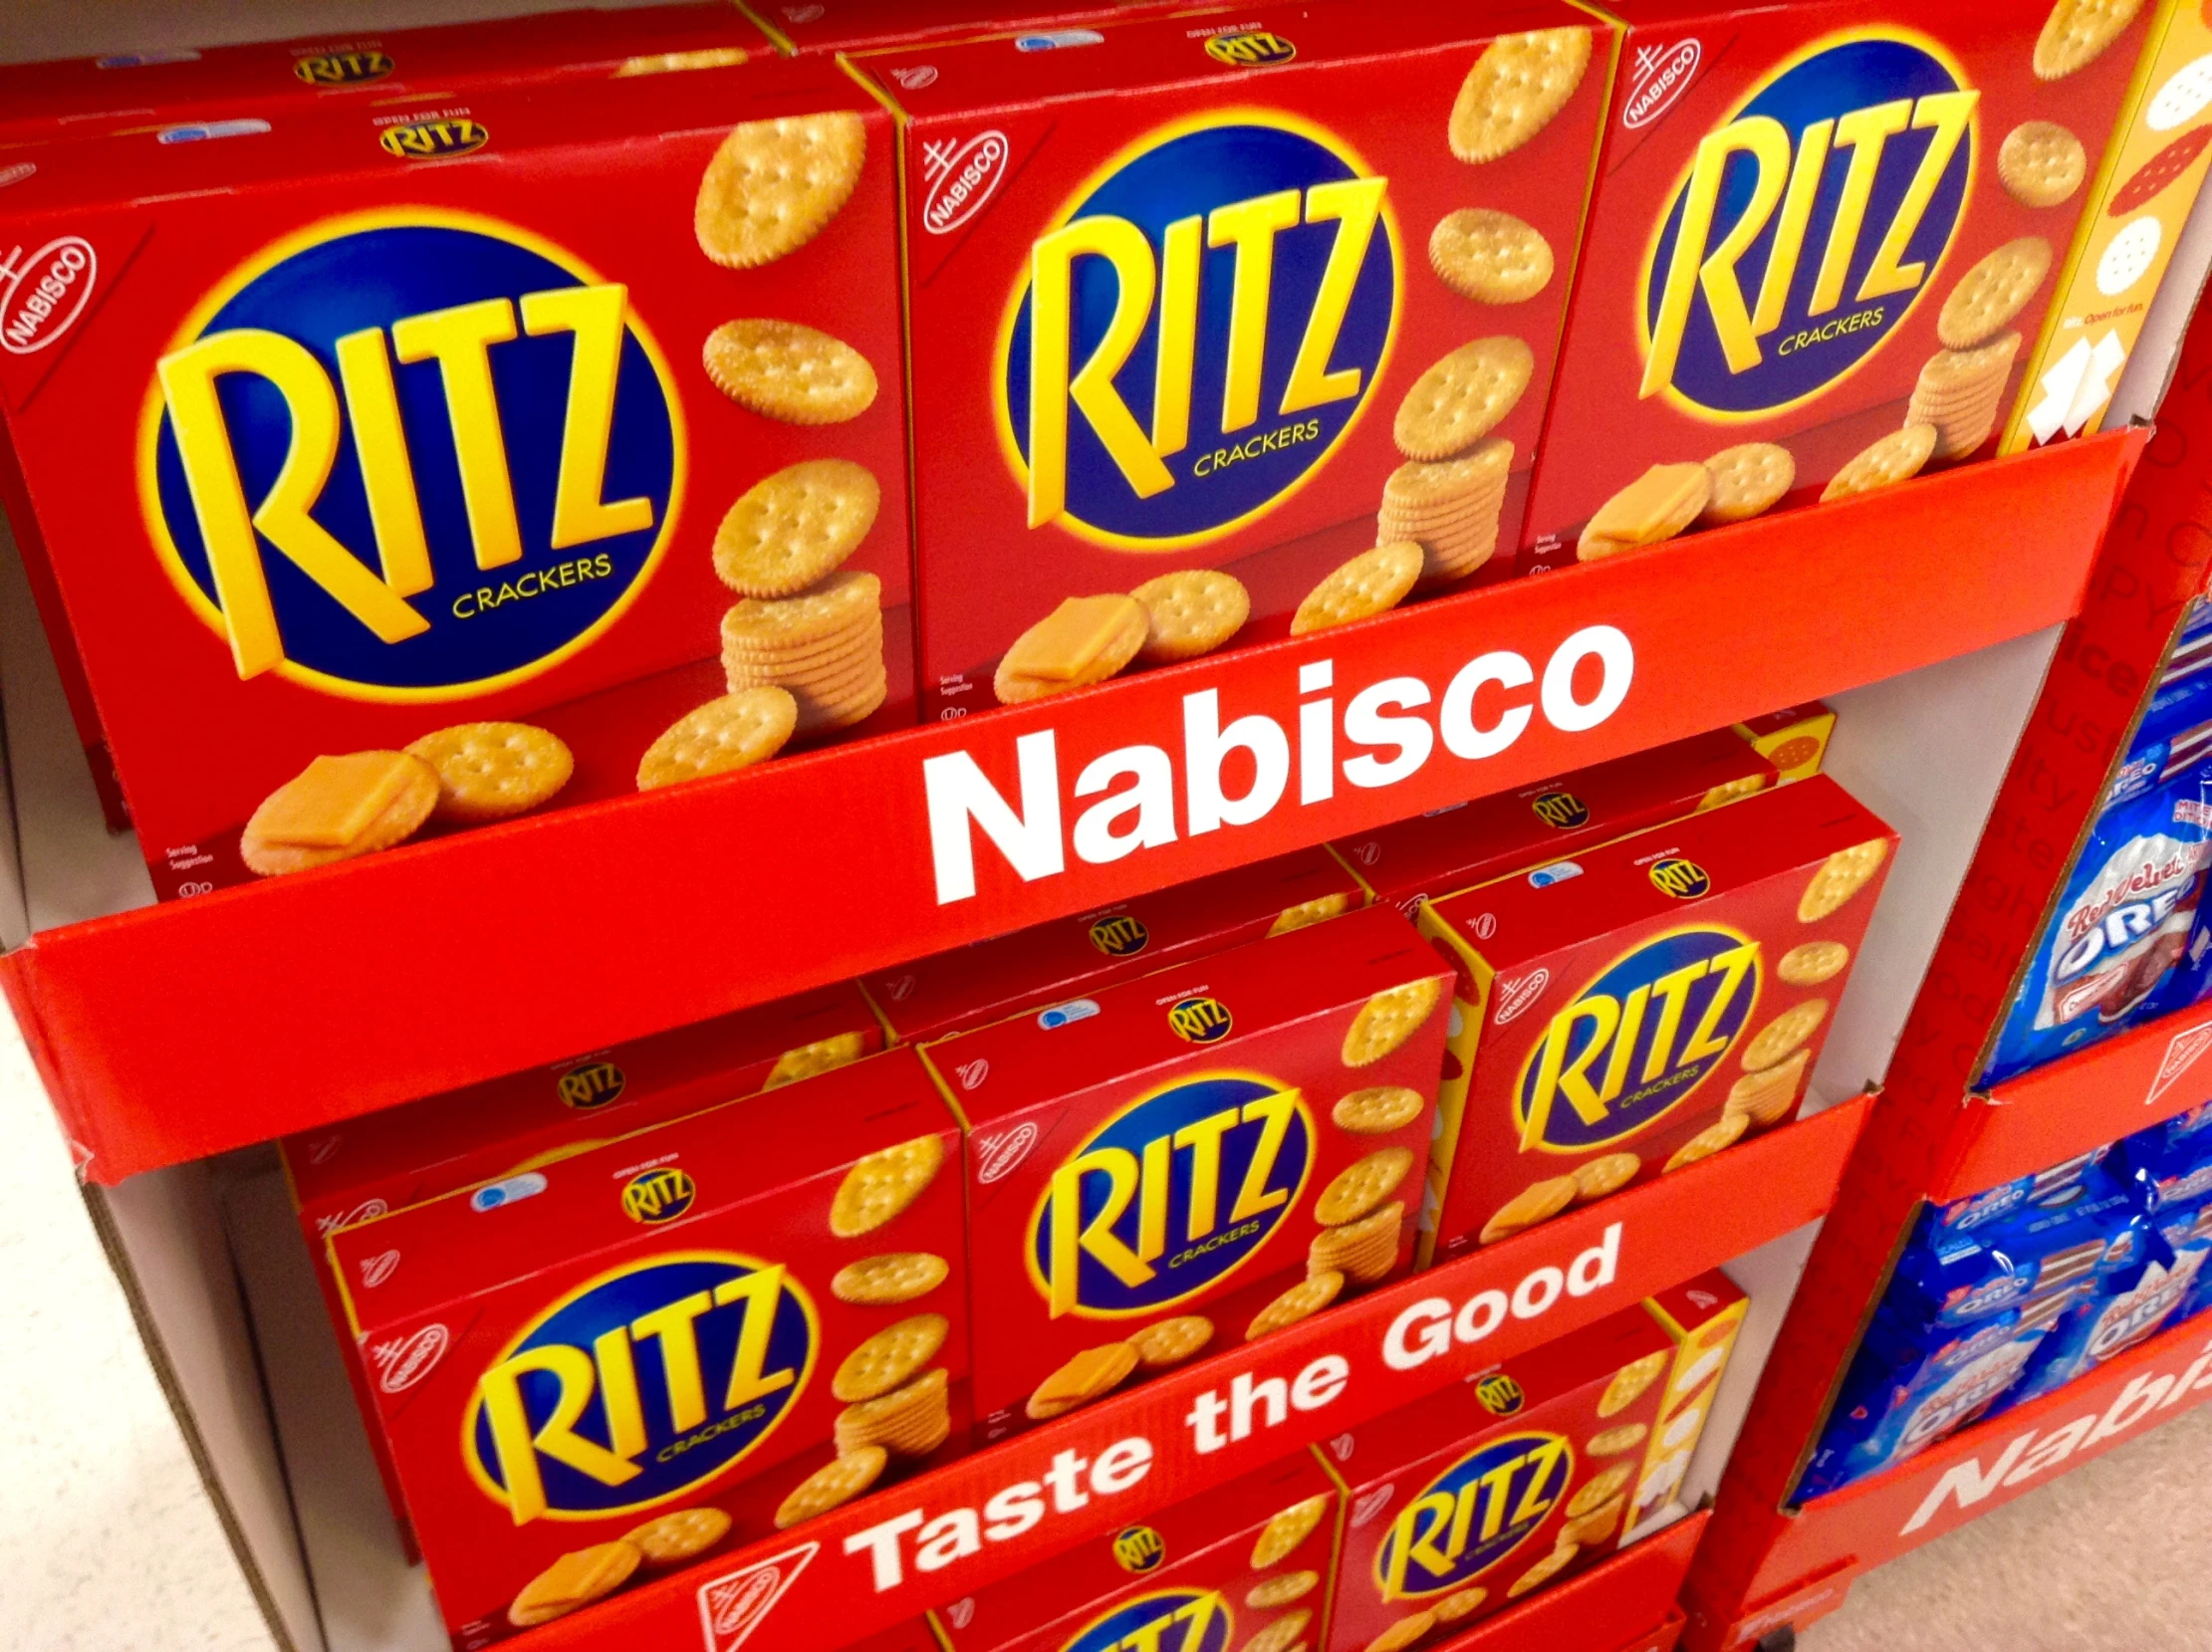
[1516,927,1761,1152]
[468,1253,814,1522]
[144,212,680,701]
[1375,1431,1573,1599]
[1003,115,1397,549]
[1642,34,1975,415]
[1030,1074,1312,1316]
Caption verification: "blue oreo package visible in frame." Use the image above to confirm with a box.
[1983,607,2212,1086]
[1992,1216,2210,1415]
[1800,1302,2063,1499]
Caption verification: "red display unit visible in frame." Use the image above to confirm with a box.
[0,430,2138,1187]
[1680,292,2212,1651]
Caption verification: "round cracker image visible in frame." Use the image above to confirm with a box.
[1333,1086,1426,1134]
[1128,1314,1214,1369]
[831,1133,946,1238]
[1742,999,1828,1072]
[1937,237,2053,350]
[635,689,798,791]
[1800,838,1890,921]
[1449,28,1594,162]
[1251,1493,1332,1568]
[1481,1175,1578,1245]
[1778,940,1850,986]
[1343,977,1444,1066]
[1663,1110,1748,1172]
[406,722,573,824]
[1598,1351,1668,1417]
[696,112,866,269]
[1132,569,1250,663]
[1429,208,1554,303]
[1395,337,1534,460]
[704,318,877,425]
[2035,0,2149,81]
[1293,543,1423,635]
[774,1447,885,1529]
[832,1312,949,1403]
[1315,1147,1415,1226]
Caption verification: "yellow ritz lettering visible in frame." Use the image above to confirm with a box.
[1641,89,1976,395]
[1520,943,1759,1149]
[1381,1438,1572,1599]
[476,1266,796,1525]
[1046,1090,1300,1315]
[1025,175,1386,527]
[158,281,651,679]
[1114,1594,1229,1652]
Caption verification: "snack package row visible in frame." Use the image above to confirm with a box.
[929,1274,1747,1652]
[1801,1102,2212,1499]
[0,0,2188,895]
[286,712,1888,1645]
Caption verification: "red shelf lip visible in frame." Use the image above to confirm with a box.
[1708,1313,2212,1650]
[1425,1513,1707,1652]
[4,431,2136,1183]
[518,1101,1864,1652]
[1934,1004,2212,1203]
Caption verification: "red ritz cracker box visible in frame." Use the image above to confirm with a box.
[928,1447,1344,1652]
[864,845,1367,1042]
[0,56,912,902]
[1332,725,1780,919]
[847,4,1616,717]
[2002,2,2212,451]
[1522,0,2166,570]
[1417,775,1896,1266]
[1732,701,1837,783]
[923,903,1451,1443]
[0,5,770,143]
[328,1047,967,1649]
[1328,1273,1745,1647]
[737,0,1222,56]
[282,977,882,1545]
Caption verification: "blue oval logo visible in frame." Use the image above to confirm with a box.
[467,1253,814,1522]
[1375,1431,1573,1600]
[559,1061,626,1110]
[144,211,681,701]
[1030,1073,1313,1317]
[378,118,491,160]
[1113,1524,1167,1573]
[1641,33,1975,416]
[1061,1589,1233,1652]
[1168,995,1234,1044]
[1002,115,1397,550]
[1531,790,1591,829]
[622,1167,696,1225]
[1090,913,1152,957]
[1516,927,1761,1152]
[1647,857,1712,900]
[1475,1372,1526,1415]
[294,50,394,86]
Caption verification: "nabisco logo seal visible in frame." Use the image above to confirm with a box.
[696,1540,818,1652]
[922,130,1010,235]
[371,1323,448,1393]
[1352,1484,1396,1527]
[1493,969,1551,1027]
[976,1120,1038,1183]
[360,1249,400,1289]
[1624,40,1699,129]
[1,236,98,354]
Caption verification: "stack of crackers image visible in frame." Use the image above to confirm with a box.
[639,113,891,788]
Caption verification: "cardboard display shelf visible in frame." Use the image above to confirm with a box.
[489,1100,1863,1652]
[1684,1313,2212,1650]
[0,435,2138,1186]
[1933,1006,2212,1205]
[1418,1515,1705,1652]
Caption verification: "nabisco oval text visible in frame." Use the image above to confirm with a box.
[376,1323,449,1393]
[977,1119,1038,1183]
[1,236,98,355]
[924,130,1010,235]
[1624,41,1699,129]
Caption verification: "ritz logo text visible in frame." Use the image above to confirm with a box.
[1003,113,1396,548]
[1643,33,1975,415]
[144,211,680,700]
[1030,1075,1312,1317]
[467,1254,814,1522]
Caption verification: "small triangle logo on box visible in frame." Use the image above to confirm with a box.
[2147,1019,2212,1107]
[697,1541,818,1652]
